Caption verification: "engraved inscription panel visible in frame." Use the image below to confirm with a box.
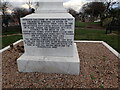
[22,18,74,48]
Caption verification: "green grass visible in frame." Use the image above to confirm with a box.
[75,21,87,27]
[2,25,21,35]
[75,21,100,27]
[2,35,22,48]
[75,28,120,53]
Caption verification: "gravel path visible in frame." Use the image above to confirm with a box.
[2,42,119,88]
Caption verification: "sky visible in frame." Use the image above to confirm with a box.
[1,0,91,13]
[63,0,87,12]
[1,0,119,14]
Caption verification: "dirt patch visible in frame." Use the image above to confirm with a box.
[2,42,119,88]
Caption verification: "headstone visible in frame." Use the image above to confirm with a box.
[17,0,80,75]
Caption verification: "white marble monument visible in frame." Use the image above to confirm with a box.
[17,0,80,75]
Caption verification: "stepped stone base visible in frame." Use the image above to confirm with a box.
[17,43,80,75]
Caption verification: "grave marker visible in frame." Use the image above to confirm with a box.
[17,0,80,75]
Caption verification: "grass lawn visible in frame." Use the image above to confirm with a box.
[1,25,22,49]
[75,21,100,27]
[2,25,21,35]
[1,35,22,49]
[75,28,120,53]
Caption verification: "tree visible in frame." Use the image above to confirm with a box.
[0,2,2,14]
[1,0,12,15]
[101,0,118,19]
[67,8,79,20]
[105,6,120,34]
[13,7,28,32]
[1,1,9,15]
[26,0,32,9]
[82,2,106,21]
[103,1,120,33]
[1,1,12,28]
[25,0,40,12]
[68,8,77,17]
[13,7,29,22]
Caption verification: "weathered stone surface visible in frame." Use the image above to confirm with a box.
[17,0,80,75]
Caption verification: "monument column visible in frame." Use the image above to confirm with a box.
[17,0,80,75]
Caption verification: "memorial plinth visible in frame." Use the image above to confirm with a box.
[17,0,80,75]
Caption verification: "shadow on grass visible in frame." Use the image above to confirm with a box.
[2,25,22,35]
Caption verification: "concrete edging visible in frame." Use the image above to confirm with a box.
[0,39,23,53]
[0,40,120,59]
[75,40,120,59]
[102,41,120,59]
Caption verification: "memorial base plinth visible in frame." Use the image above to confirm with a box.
[17,43,80,75]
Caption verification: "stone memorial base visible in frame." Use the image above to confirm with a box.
[17,43,80,75]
